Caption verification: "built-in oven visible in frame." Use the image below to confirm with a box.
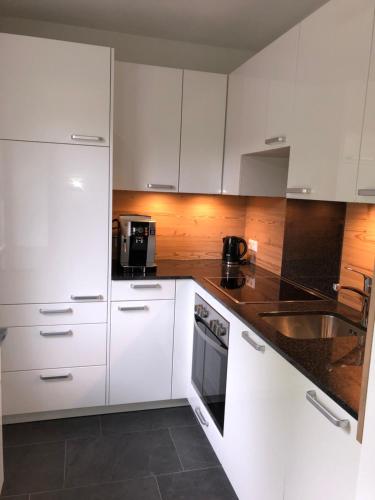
[192,293,229,435]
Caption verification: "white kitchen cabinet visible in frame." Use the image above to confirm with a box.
[113,62,182,192]
[0,34,111,146]
[179,71,227,194]
[110,300,175,405]
[285,377,360,500]
[0,330,5,490]
[0,140,109,305]
[223,317,295,500]
[287,0,375,202]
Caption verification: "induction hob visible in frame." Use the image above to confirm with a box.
[205,275,324,304]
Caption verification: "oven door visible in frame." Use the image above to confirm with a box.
[192,315,228,435]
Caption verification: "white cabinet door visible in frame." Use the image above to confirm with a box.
[287,0,374,202]
[285,376,360,500]
[0,140,109,304]
[223,318,295,500]
[110,300,174,405]
[263,25,300,149]
[113,62,182,192]
[179,71,227,194]
[0,34,111,146]
[0,331,5,490]
[357,24,375,204]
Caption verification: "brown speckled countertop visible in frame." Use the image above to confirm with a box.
[112,259,364,419]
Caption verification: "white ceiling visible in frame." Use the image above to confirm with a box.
[0,0,329,51]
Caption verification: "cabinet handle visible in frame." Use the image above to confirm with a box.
[358,189,375,196]
[306,390,349,429]
[265,135,286,145]
[39,308,73,315]
[146,184,175,190]
[70,134,104,142]
[286,187,311,194]
[195,407,209,427]
[40,330,73,337]
[70,295,103,301]
[130,284,161,290]
[40,373,72,381]
[118,306,149,312]
[242,331,265,352]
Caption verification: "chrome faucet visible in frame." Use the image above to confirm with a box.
[333,267,372,329]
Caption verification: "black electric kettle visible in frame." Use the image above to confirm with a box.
[222,236,248,266]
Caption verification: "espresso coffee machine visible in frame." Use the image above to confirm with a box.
[118,215,157,273]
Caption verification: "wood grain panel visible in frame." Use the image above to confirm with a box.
[340,203,375,311]
[113,190,248,260]
[244,197,287,275]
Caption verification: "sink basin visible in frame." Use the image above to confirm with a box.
[259,312,365,340]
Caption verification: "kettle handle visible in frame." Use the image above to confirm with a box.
[239,238,248,259]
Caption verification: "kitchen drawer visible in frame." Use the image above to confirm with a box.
[2,365,106,415]
[111,280,175,301]
[0,302,107,328]
[2,323,107,372]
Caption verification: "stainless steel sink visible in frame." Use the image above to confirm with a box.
[259,312,365,340]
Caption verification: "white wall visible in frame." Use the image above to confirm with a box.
[0,16,252,73]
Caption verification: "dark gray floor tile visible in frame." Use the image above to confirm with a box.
[4,416,100,447]
[157,468,238,500]
[2,442,65,496]
[65,429,181,487]
[101,406,196,435]
[30,477,161,500]
[170,425,219,470]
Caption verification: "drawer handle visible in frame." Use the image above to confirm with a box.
[286,187,311,194]
[306,390,349,429]
[194,407,209,427]
[40,373,72,381]
[71,134,104,142]
[358,189,375,196]
[118,306,148,312]
[39,308,73,315]
[146,184,175,190]
[265,135,286,145]
[70,295,103,301]
[242,331,265,352]
[40,330,73,337]
[130,284,161,290]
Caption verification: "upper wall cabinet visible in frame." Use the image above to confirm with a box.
[223,26,299,195]
[287,0,375,202]
[113,62,182,192]
[179,70,227,195]
[0,34,111,146]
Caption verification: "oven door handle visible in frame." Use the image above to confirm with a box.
[194,319,228,356]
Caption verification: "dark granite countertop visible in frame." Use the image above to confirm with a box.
[112,259,364,419]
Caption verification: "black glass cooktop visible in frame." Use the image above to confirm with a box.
[205,275,323,304]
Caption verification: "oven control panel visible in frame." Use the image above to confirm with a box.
[194,294,230,346]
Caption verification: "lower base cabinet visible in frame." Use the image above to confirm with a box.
[110,299,175,405]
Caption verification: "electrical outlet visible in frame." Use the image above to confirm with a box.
[248,239,258,253]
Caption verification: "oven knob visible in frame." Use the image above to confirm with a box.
[194,304,202,317]
[217,324,227,337]
[209,319,219,332]
[201,307,209,319]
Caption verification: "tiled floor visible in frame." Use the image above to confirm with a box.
[0,406,238,500]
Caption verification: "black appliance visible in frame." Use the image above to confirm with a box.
[192,294,229,435]
[222,236,248,266]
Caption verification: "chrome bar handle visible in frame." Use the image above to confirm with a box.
[286,187,312,194]
[130,284,161,289]
[118,306,149,312]
[195,407,209,427]
[40,373,72,381]
[70,295,103,301]
[146,184,175,190]
[265,135,286,145]
[71,134,104,142]
[358,189,375,196]
[39,308,73,315]
[40,330,73,337]
[345,267,373,293]
[306,390,349,429]
[242,331,265,352]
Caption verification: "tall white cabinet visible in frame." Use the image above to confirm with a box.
[0,33,112,416]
